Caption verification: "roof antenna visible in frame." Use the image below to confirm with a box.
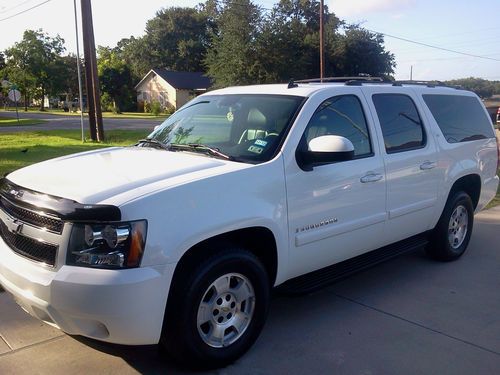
[288,79,298,89]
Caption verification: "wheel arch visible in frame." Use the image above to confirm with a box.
[171,226,279,288]
[448,174,481,210]
[161,226,278,347]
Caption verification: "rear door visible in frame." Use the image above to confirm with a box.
[363,87,440,244]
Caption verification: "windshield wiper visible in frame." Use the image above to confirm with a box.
[137,138,169,151]
[169,143,233,160]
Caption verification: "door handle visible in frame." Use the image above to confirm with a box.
[360,173,383,183]
[420,161,437,170]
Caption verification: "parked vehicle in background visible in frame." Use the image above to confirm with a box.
[0,78,498,369]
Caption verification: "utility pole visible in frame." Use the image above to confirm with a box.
[80,0,104,141]
[410,65,413,81]
[73,0,85,142]
[319,0,325,82]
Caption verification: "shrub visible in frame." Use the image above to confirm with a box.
[150,100,162,116]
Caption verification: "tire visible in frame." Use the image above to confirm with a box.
[160,247,270,369]
[426,191,474,261]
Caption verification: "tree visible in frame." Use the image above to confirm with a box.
[258,0,340,82]
[205,0,394,86]
[57,54,84,109]
[146,7,210,72]
[205,0,267,87]
[97,46,135,113]
[330,25,395,78]
[114,7,211,83]
[1,56,37,110]
[4,29,66,110]
[0,52,5,72]
[115,36,153,80]
[445,77,495,98]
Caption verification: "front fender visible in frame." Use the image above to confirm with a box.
[119,157,289,286]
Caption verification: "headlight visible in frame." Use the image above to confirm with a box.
[67,220,147,269]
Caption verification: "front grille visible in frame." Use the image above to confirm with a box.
[0,196,63,233]
[0,220,58,266]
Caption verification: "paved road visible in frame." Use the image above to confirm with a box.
[0,208,499,374]
[0,111,163,133]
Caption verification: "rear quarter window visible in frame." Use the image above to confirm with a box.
[422,94,495,143]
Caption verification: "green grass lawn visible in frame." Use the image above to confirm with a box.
[1,108,168,120]
[0,129,149,177]
[0,117,47,127]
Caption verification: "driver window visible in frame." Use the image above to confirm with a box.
[305,95,373,158]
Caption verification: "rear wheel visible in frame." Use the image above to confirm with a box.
[426,191,474,261]
[161,247,270,369]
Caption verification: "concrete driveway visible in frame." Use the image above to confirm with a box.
[0,207,499,375]
[0,111,163,132]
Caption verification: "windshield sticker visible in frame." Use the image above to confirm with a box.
[248,145,264,154]
[226,111,234,122]
[254,139,268,147]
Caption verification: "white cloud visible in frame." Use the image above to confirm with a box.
[329,0,416,18]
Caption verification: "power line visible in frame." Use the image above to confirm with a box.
[0,0,36,14]
[408,26,500,41]
[362,27,500,63]
[0,0,51,22]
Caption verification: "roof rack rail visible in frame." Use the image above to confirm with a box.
[295,76,384,84]
[392,80,462,89]
[290,77,463,90]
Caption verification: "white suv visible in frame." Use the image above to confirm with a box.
[0,79,498,368]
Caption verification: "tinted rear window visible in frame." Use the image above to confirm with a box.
[423,94,494,143]
[372,94,425,153]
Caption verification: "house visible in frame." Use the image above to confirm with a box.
[135,69,211,111]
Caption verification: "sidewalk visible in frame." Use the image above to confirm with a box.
[0,208,499,374]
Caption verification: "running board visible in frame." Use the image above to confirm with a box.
[277,233,429,295]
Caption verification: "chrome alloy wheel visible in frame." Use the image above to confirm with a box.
[197,273,255,348]
[448,205,468,249]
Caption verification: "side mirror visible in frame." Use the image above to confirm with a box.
[297,135,355,170]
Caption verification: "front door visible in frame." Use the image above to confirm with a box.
[284,89,387,279]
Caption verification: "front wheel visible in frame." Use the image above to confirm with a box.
[161,248,270,369]
[426,191,474,261]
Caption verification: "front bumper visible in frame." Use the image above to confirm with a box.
[0,236,175,345]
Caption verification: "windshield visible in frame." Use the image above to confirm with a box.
[147,94,305,163]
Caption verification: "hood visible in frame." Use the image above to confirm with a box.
[7,147,236,204]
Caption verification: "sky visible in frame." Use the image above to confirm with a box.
[0,0,499,81]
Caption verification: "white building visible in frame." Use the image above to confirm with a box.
[135,69,211,111]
